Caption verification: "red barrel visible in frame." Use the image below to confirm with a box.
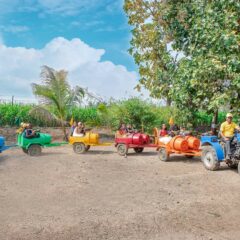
[142,134,150,144]
[132,133,143,145]
[185,136,200,150]
[169,136,188,151]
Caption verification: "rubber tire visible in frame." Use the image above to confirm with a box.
[117,144,128,156]
[201,146,220,171]
[228,162,238,169]
[28,145,42,156]
[73,143,86,154]
[85,145,91,151]
[22,148,28,154]
[134,147,144,153]
[158,147,169,162]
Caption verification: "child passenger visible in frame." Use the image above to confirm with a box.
[73,122,85,137]
[159,124,172,144]
[24,124,37,138]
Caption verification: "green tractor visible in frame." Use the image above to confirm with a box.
[17,131,66,156]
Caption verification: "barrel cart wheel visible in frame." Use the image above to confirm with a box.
[117,144,128,156]
[158,147,169,162]
[22,148,28,154]
[201,146,220,171]
[85,145,91,151]
[28,144,42,156]
[73,143,86,154]
[134,147,144,153]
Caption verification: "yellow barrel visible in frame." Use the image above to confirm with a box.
[86,132,99,144]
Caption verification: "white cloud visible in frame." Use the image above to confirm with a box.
[0,34,3,45]
[0,25,29,33]
[0,37,139,100]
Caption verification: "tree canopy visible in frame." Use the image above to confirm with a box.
[124,0,240,122]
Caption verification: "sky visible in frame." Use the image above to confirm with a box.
[0,0,143,101]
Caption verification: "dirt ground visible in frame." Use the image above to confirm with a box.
[0,145,239,240]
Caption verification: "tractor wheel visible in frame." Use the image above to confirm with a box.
[28,145,42,156]
[85,145,91,151]
[227,162,238,169]
[73,143,86,154]
[117,144,128,156]
[22,148,28,154]
[201,146,220,171]
[158,147,169,162]
[134,147,144,153]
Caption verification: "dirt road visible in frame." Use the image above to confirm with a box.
[0,146,239,240]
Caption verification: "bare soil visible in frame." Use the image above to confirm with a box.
[0,145,239,240]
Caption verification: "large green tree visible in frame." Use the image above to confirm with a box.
[124,0,240,124]
[31,66,85,139]
[165,0,240,123]
[124,0,177,105]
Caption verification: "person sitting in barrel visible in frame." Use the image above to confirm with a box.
[126,124,134,134]
[24,123,38,138]
[169,123,179,137]
[159,124,168,137]
[159,124,172,144]
[115,123,128,138]
[70,121,77,136]
[73,122,85,137]
[179,126,187,136]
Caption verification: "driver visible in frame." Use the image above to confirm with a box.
[220,113,240,161]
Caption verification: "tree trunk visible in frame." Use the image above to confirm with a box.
[211,109,218,135]
[60,116,68,141]
[62,124,68,141]
[166,97,171,106]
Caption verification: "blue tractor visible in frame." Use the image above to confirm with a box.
[0,136,10,153]
[201,134,240,174]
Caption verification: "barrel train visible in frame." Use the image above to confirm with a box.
[1,127,240,175]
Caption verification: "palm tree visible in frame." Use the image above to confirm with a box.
[31,65,85,140]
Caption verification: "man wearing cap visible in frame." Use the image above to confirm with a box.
[220,113,240,160]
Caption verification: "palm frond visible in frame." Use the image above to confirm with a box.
[29,106,58,124]
[30,106,68,126]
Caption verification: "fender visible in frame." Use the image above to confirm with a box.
[26,143,43,149]
[201,136,224,161]
[236,133,240,142]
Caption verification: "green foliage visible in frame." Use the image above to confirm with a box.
[32,65,86,138]
[69,107,101,126]
[124,0,240,123]
[0,103,47,126]
[95,98,195,133]
[0,104,101,127]
[0,99,232,133]
[124,0,176,105]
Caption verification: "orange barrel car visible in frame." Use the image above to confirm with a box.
[158,135,201,161]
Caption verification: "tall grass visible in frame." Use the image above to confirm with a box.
[0,100,227,132]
